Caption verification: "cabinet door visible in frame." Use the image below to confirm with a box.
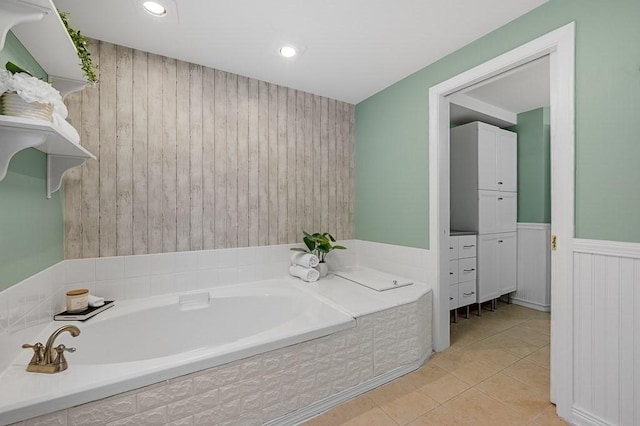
[497,232,517,295]
[496,192,517,232]
[477,234,499,303]
[496,130,517,192]
[478,190,498,234]
[477,125,497,191]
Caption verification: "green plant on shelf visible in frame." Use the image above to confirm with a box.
[58,10,98,84]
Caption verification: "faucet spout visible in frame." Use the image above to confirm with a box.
[44,325,80,364]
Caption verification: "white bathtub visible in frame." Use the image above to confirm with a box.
[0,280,355,424]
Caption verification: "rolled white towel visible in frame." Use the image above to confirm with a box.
[289,265,320,283]
[88,294,105,307]
[290,252,319,268]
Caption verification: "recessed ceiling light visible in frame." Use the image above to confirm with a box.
[142,1,167,16]
[279,46,297,58]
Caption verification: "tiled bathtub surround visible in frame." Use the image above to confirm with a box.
[8,293,432,426]
[0,240,430,376]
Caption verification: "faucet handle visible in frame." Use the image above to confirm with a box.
[53,344,76,371]
[22,342,44,365]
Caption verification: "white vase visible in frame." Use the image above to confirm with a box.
[315,262,329,278]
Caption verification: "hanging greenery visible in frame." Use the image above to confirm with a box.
[58,11,98,84]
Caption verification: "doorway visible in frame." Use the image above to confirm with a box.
[428,23,575,421]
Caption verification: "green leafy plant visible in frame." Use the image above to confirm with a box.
[290,231,346,263]
[58,11,98,84]
[6,61,32,76]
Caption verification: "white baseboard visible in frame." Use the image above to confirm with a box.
[510,297,550,312]
[267,350,433,426]
[572,407,613,426]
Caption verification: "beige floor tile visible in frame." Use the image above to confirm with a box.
[503,359,550,395]
[366,378,416,406]
[415,364,470,403]
[479,333,542,358]
[475,373,550,423]
[528,404,570,425]
[377,390,439,425]
[407,404,463,426]
[461,344,521,371]
[449,358,499,385]
[342,407,398,426]
[524,344,550,369]
[435,388,527,426]
[520,318,551,336]
[302,395,377,425]
[501,325,550,347]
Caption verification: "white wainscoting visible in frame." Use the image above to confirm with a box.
[513,223,551,311]
[572,238,640,426]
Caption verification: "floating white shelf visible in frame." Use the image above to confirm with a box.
[0,115,95,198]
[0,0,88,96]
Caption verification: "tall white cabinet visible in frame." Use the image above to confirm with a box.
[451,121,518,308]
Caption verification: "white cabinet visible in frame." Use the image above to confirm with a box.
[449,234,477,317]
[451,121,518,307]
[478,190,517,234]
[478,232,517,303]
[496,130,518,192]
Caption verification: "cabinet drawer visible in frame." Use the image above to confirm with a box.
[459,281,477,306]
[458,235,476,258]
[449,236,459,260]
[449,260,459,284]
[449,284,459,309]
[458,257,477,282]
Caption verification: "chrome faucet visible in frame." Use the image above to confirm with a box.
[22,325,80,373]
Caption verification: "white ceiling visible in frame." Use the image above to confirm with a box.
[465,56,550,113]
[450,56,550,127]
[53,0,547,104]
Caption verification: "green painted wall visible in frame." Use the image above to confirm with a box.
[355,0,640,248]
[0,31,47,79]
[509,108,551,224]
[0,33,63,291]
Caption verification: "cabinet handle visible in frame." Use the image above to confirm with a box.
[450,247,454,250]
[498,240,504,243]
[463,245,475,248]
[449,297,454,300]
[450,272,454,275]
[498,197,503,200]
[463,292,475,296]
[463,268,475,272]
[498,181,503,185]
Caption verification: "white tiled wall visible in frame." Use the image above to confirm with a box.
[11,292,432,426]
[353,240,433,283]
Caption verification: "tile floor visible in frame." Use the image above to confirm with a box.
[304,301,569,426]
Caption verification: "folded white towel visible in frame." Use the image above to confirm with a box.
[289,265,320,282]
[88,294,105,307]
[290,252,319,268]
[52,113,80,144]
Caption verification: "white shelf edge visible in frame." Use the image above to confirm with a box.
[1,0,88,96]
[0,115,95,198]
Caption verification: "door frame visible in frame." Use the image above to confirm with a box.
[428,22,575,420]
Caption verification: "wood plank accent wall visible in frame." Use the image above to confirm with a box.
[63,40,355,259]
